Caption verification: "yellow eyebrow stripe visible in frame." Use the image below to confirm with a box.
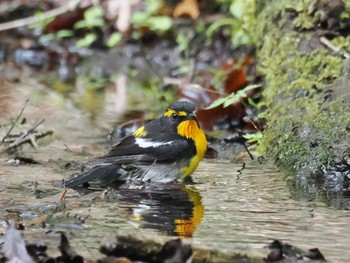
[164,109,188,117]
[178,111,187,116]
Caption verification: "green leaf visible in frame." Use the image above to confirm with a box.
[132,13,172,32]
[85,6,104,20]
[176,32,190,52]
[57,30,74,38]
[76,33,97,47]
[39,33,55,42]
[206,18,237,37]
[242,131,263,143]
[231,28,251,47]
[148,16,172,31]
[28,11,54,30]
[74,6,105,29]
[205,97,227,109]
[145,0,163,14]
[230,0,246,19]
[73,20,86,29]
[242,132,262,139]
[107,32,122,47]
[223,92,240,107]
[205,84,261,109]
[131,12,148,25]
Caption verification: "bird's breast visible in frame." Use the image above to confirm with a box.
[177,120,207,177]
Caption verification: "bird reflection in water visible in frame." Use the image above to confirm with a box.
[115,185,204,238]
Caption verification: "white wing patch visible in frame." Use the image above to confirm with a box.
[135,138,173,148]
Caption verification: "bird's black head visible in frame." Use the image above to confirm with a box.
[160,101,199,134]
[168,101,196,113]
[163,101,197,122]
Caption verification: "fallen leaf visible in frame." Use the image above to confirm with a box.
[173,0,200,19]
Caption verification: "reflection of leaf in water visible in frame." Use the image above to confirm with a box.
[30,214,52,225]
[43,211,89,229]
[77,89,105,119]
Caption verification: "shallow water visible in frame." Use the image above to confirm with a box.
[2,158,350,261]
[194,161,350,261]
[1,83,350,262]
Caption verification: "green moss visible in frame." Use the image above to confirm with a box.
[254,0,349,190]
[331,36,350,52]
[291,0,321,29]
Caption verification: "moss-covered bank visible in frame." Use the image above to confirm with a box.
[254,0,350,192]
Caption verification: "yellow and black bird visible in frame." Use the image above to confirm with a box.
[65,101,207,188]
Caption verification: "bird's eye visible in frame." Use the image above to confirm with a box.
[170,113,178,121]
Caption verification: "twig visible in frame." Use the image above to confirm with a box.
[0,0,82,32]
[1,100,28,143]
[320,36,350,59]
[238,130,254,160]
[1,129,53,152]
[26,119,45,135]
[236,162,245,180]
[241,140,254,160]
[243,116,261,132]
[64,144,72,152]
[12,119,45,145]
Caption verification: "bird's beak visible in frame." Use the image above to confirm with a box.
[187,113,200,127]
[187,113,197,120]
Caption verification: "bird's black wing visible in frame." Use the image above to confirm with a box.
[65,133,195,188]
[100,135,195,164]
[100,116,195,163]
[65,115,196,189]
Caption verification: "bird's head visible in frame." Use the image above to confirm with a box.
[164,101,197,119]
[163,101,201,138]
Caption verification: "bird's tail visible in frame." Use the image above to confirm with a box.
[64,164,123,188]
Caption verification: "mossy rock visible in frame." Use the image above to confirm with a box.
[254,0,350,194]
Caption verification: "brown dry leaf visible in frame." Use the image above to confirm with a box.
[223,56,250,94]
[235,151,250,161]
[59,189,67,201]
[178,55,255,131]
[173,0,199,19]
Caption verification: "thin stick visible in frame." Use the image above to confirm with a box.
[242,140,254,160]
[1,129,53,152]
[238,130,254,160]
[1,100,28,143]
[0,0,82,32]
[320,36,350,59]
[236,162,246,180]
[12,118,45,145]
[26,119,45,135]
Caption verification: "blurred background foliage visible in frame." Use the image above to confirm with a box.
[0,0,262,148]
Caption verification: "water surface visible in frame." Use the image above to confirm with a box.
[2,158,349,261]
[1,84,349,262]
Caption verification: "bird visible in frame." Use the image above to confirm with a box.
[64,101,207,188]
